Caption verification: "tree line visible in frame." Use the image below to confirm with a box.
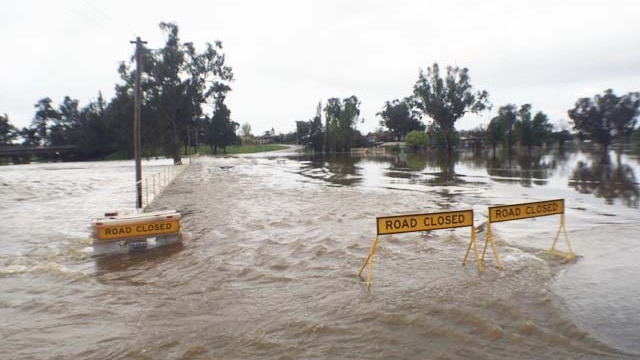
[3,39,640,162]
[295,63,640,159]
[0,22,238,163]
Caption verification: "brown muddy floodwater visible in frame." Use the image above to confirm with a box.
[1,147,639,359]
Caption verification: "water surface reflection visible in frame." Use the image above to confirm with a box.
[290,148,640,208]
[569,153,639,208]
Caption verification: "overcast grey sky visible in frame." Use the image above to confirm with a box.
[2,0,640,136]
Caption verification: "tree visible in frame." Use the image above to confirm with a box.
[611,92,640,146]
[104,78,135,157]
[310,101,323,152]
[486,116,505,154]
[49,96,81,146]
[491,104,518,150]
[530,111,553,146]
[324,98,339,152]
[413,63,490,154]
[568,89,640,160]
[0,114,17,145]
[32,97,60,146]
[240,122,252,137]
[405,130,429,150]
[20,127,39,147]
[116,22,233,162]
[377,99,424,140]
[76,93,113,159]
[296,120,311,146]
[324,96,362,152]
[514,105,552,154]
[427,123,459,150]
[207,96,238,153]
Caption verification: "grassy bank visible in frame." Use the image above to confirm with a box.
[194,144,289,155]
[102,144,291,160]
[223,144,289,154]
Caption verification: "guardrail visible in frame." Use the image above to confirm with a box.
[136,155,198,210]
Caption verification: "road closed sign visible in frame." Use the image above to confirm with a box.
[376,210,473,235]
[488,199,564,223]
[96,219,181,240]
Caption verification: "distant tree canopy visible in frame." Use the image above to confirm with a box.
[487,104,552,154]
[405,130,429,150]
[207,96,239,154]
[296,102,324,152]
[517,107,553,152]
[377,99,425,141]
[568,89,640,156]
[240,122,252,137]
[413,63,490,154]
[324,96,363,152]
[0,114,17,145]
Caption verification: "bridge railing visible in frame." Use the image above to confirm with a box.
[137,155,198,210]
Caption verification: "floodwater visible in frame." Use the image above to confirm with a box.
[1,146,639,359]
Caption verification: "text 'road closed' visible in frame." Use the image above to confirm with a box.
[376,210,473,235]
[97,220,181,240]
[488,199,564,223]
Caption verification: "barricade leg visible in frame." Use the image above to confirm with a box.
[489,235,503,270]
[550,214,574,260]
[481,224,491,262]
[357,236,379,289]
[482,224,503,270]
[462,227,483,272]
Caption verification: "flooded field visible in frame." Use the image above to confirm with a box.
[1,147,639,359]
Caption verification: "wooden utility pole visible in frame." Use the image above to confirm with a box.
[130,37,147,209]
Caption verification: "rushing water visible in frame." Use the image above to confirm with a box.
[1,147,639,359]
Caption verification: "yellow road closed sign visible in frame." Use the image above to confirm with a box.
[488,199,564,223]
[376,210,473,235]
[96,220,181,240]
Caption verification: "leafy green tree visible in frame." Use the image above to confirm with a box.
[103,78,135,157]
[0,114,17,145]
[412,63,490,154]
[377,99,424,140]
[568,89,640,158]
[486,116,505,154]
[115,22,233,162]
[530,111,553,146]
[310,101,324,152]
[514,105,552,154]
[324,96,361,152]
[298,102,324,152]
[208,96,238,153]
[427,124,459,150]
[20,127,39,147]
[405,130,429,150]
[76,93,113,159]
[491,104,518,150]
[32,97,60,146]
[515,104,533,150]
[48,96,80,146]
[296,120,311,146]
[632,127,640,154]
[611,92,640,146]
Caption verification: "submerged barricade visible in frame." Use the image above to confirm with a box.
[358,198,574,289]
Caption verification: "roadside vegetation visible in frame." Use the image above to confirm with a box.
[197,144,288,155]
[1,24,639,164]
